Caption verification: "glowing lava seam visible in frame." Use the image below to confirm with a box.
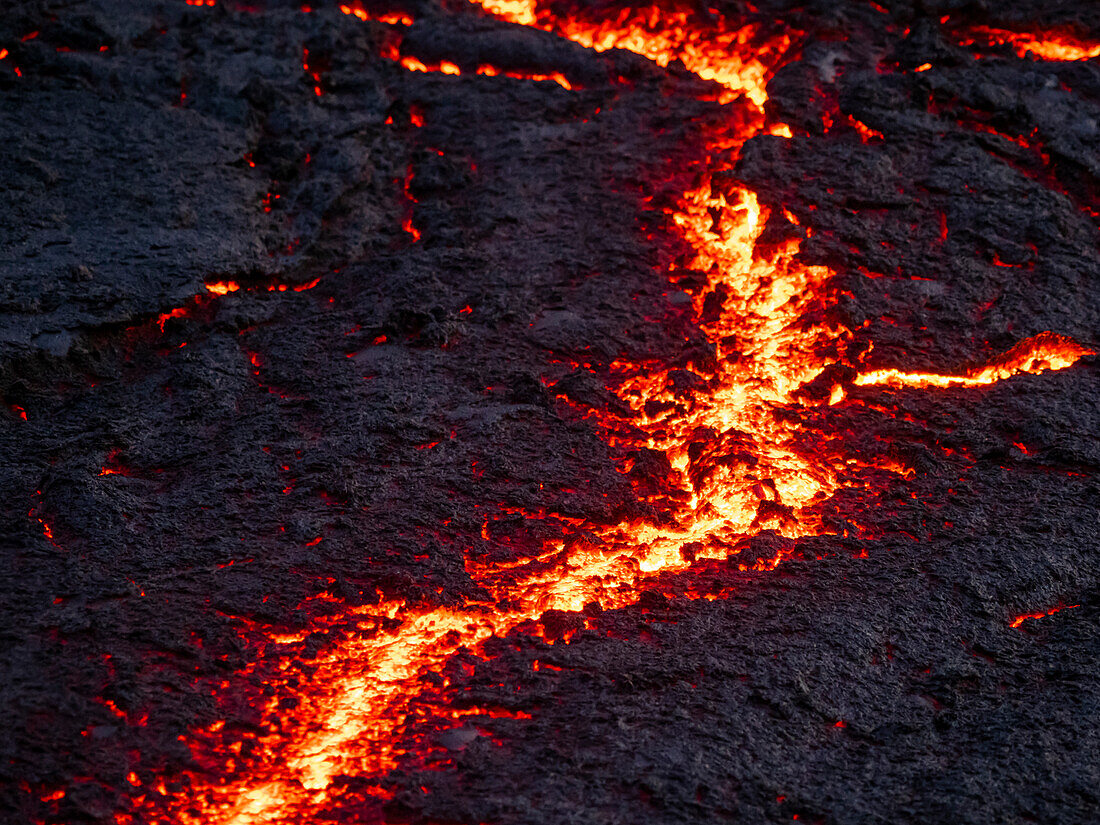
[125,3,1093,822]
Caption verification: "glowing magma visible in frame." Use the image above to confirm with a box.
[1009,603,1080,629]
[854,332,1092,389]
[399,54,574,88]
[959,26,1100,61]
[125,3,1091,823]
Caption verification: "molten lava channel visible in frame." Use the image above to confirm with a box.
[128,3,1093,823]
[958,26,1100,61]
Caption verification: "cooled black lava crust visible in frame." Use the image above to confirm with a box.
[2,1,1099,823]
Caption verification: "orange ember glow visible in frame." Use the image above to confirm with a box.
[398,55,571,87]
[847,115,884,141]
[205,281,241,295]
[475,63,573,88]
[1009,603,1080,628]
[292,276,322,291]
[958,27,1100,61]
[402,163,420,241]
[339,3,413,26]
[854,333,1092,390]
[156,306,189,330]
[135,4,1094,823]
[400,56,460,75]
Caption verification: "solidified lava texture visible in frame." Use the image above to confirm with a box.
[3,1,1100,823]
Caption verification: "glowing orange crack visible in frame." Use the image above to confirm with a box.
[399,54,573,88]
[854,332,1092,390]
[1009,603,1080,628]
[339,4,413,26]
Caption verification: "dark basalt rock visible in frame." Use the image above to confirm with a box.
[1,1,1098,824]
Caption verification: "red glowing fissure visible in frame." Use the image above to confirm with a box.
[1009,603,1080,629]
[85,3,1094,822]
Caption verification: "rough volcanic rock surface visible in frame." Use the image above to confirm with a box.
[2,1,1099,824]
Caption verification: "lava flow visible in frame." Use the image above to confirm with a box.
[131,3,1093,823]
[957,25,1100,61]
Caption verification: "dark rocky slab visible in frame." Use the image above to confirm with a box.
[1,1,1098,823]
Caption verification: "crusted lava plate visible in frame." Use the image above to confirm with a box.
[2,1,1099,824]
